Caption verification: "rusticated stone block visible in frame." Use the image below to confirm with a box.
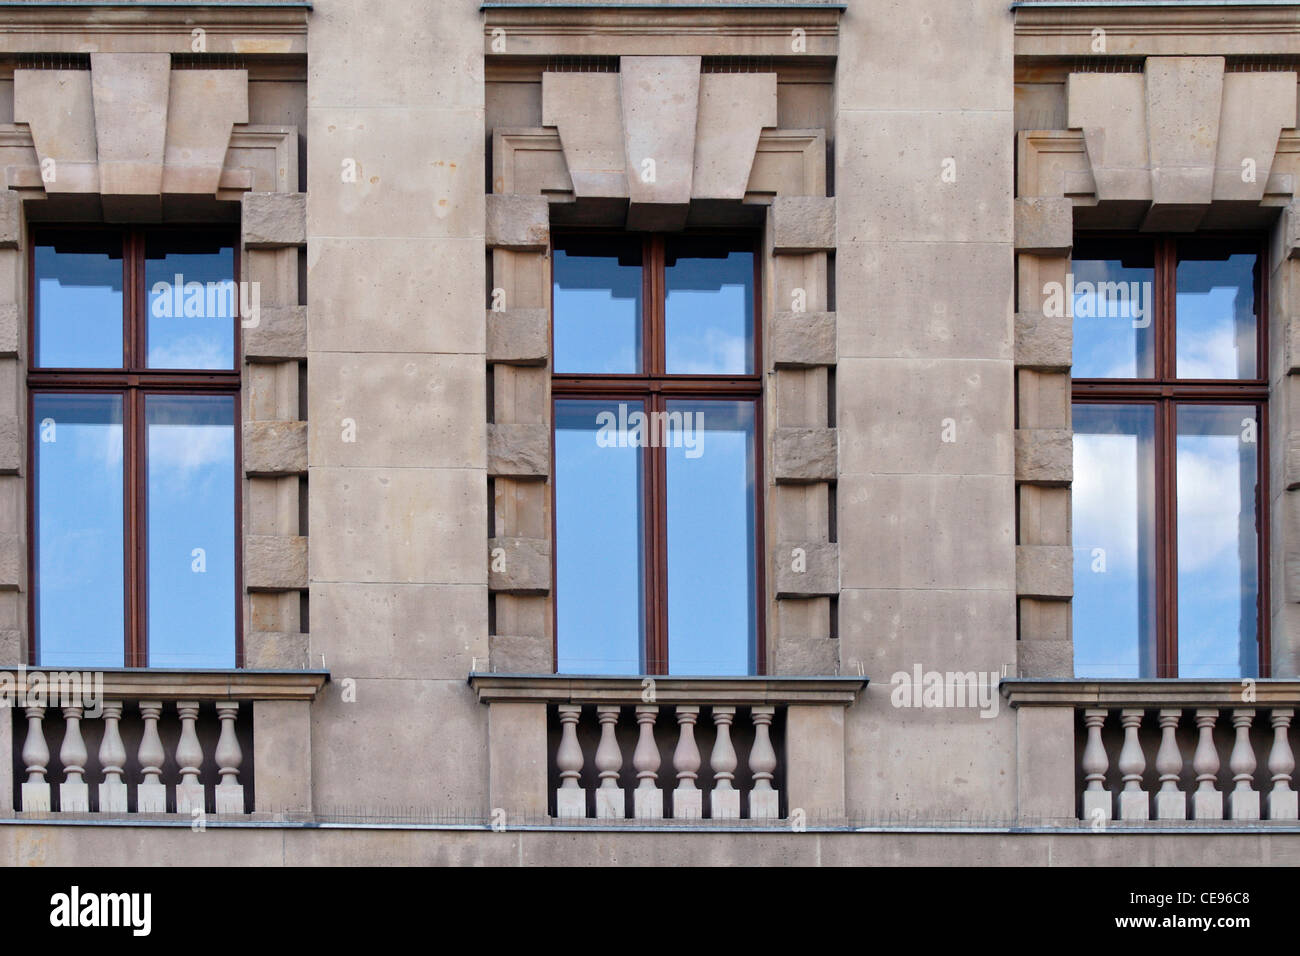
[0,629,20,666]
[245,535,308,591]
[0,305,18,357]
[488,633,553,673]
[1014,311,1070,371]
[1014,197,1072,256]
[0,532,20,589]
[0,193,19,249]
[770,196,835,254]
[489,536,551,594]
[1288,432,1300,490]
[486,194,549,251]
[1289,201,1300,260]
[771,311,836,367]
[1016,545,1072,599]
[773,427,836,482]
[773,541,839,597]
[488,423,549,479]
[244,305,307,362]
[242,192,306,249]
[244,630,310,669]
[0,416,19,474]
[774,636,839,676]
[486,309,548,366]
[244,420,308,476]
[1016,640,1073,678]
[1015,428,1072,485]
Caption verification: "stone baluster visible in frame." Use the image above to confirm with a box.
[137,701,166,812]
[97,702,128,813]
[710,706,740,820]
[214,702,245,815]
[555,704,585,818]
[58,705,89,812]
[632,705,663,820]
[594,705,624,819]
[672,706,702,819]
[20,705,50,812]
[1080,709,1110,821]
[175,701,205,815]
[1192,709,1223,820]
[1267,709,1298,821]
[749,705,779,820]
[1154,709,1186,821]
[1117,709,1148,820]
[1228,709,1259,821]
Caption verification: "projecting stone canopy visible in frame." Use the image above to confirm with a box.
[13,52,249,211]
[541,55,777,229]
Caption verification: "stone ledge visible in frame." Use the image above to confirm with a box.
[245,306,307,362]
[771,310,836,368]
[244,420,308,476]
[773,427,836,483]
[770,196,835,254]
[1015,428,1072,485]
[489,536,551,594]
[1014,311,1071,372]
[245,534,308,591]
[1016,545,1072,599]
[487,308,548,366]
[773,541,838,597]
[488,422,549,479]
[7,668,328,702]
[486,194,549,251]
[242,192,306,249]
[468,673,867,706]
[1002,678,1300,709]
[1014,197,1072,256]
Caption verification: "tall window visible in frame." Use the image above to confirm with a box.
[551,233,762,675]
[30,227,240,668]
[1071,235,1266,678]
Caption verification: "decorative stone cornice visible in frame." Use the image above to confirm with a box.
[6,667,329,701]
[482,3,840,58]
[1015,2,1300,57]
[0,3,309,55]
[468,673,867,706]
[1002,678,1300,708]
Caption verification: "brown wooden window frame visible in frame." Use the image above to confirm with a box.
[26,225,243,669]
[549,231,766,676]
[1071,232,1270,678]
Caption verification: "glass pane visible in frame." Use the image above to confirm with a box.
[1175,242,1258,380]
[1070,239,1155,379]
[34,394,124,667]
[146,395,236,668]
[666,400,756,675]
[1072,404,1157,678]
[665,239,754,375]
[1176,405,1259,678]
[34,234,124,368]
[552,237,642,374]
[555,399,645,673]
[145,234,236,369]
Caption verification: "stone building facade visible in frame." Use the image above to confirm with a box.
[1,0,1299,865]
